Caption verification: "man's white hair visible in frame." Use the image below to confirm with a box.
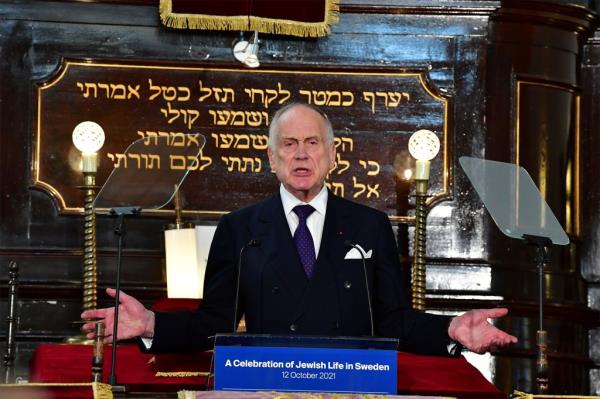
[268,102,334,150]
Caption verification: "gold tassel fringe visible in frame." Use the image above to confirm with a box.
[512,391,600,399]
[0,383,113,399]
[159,0,339,38]
[178,390,197,399]
[92,382,114,399]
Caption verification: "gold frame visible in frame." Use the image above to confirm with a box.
[33,59,452,223]
[515,79,581,237]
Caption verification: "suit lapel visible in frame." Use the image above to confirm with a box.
[318,193,355,267]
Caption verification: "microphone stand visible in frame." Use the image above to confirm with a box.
[107,206,140,392]
[233,240,260,333]
[212,239,259,390]
[344,241,374,336]
[3,261,18,384]
[523,234,552,394]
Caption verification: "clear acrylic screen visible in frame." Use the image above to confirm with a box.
[459,156,569,246]
[94,134,205,212]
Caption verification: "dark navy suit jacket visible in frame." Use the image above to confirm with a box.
[149,192,452,355]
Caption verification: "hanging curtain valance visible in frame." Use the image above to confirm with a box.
[159,0,340,38]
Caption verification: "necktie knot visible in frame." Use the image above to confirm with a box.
[293,204,315,222]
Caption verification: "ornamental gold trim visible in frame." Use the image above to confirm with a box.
[515,79,580,238]
[0,382,113,399]
[512,390,600,399]
[155,371,211,377]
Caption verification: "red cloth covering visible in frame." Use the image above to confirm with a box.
[396,352,505,398]
[151,297,202,312]
[30,344,211,392]
[0,383,108,399]
[30,344,505,398]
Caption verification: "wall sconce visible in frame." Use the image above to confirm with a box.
[164,186,204,298]
[233,31,260,68]
[69,121,105,341]
[408,129,440,310]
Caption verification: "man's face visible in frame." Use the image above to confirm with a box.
[268,105,336,202]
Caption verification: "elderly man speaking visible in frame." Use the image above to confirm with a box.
[83,102,517,357]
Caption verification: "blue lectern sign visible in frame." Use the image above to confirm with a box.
[214,344,397,394]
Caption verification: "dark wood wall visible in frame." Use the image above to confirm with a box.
[581,10,600,393]
[1,0,599,394]
[485,1,598,393]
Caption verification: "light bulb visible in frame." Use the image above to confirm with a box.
[408,129,440,161]
[408,129,440,183]
[72,121,105,153]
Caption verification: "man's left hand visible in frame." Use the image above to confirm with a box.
[448,308,518,354]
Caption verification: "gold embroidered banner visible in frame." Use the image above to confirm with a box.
[159,0,339,37]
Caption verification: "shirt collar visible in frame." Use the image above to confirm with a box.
[280,184,328,217]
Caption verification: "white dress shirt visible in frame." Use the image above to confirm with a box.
[279,184,328,257]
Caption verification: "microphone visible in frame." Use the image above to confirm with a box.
[344,240,374,337]
[233,239,261,332]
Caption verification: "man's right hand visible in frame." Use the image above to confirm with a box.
[81,288,155,343]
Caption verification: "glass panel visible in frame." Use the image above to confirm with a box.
[94,134,205,211]
[459,156,569,246]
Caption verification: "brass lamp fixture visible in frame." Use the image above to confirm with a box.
[408,129,440,310]
[70,121,105,339]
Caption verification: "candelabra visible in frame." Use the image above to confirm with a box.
[408,129,440,310]
[67,121,105,342]
[3,261,18,383]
